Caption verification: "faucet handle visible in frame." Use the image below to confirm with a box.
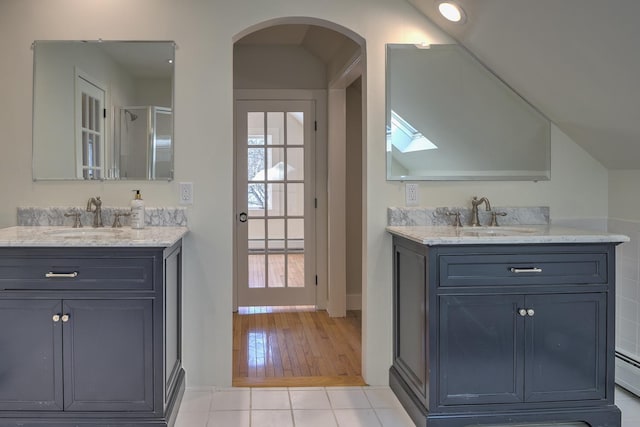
[112,212,131,228]
[446,211,463,227]
[64,211,82,228]
[489,211,507,227]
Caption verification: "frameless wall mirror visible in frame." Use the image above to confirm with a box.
[32,40,175,181]
[386,44,551,181]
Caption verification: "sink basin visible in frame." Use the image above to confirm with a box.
[45,228,126,238]
[460,226,539,236]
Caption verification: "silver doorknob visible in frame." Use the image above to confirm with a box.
[61,314,70,323]
[52,314,61,322]
[527,309,535,317]
[518,309,527,317]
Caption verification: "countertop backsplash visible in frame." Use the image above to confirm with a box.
[17,206,188,227]
[388,206,550,227]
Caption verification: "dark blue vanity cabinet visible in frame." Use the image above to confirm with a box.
[390,236,621,427]
[0,242,184,426]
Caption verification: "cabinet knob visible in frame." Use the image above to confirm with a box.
[518,309,528,317]
[52,314,61,322]
[527,309,535,317]
[61,314,70,323]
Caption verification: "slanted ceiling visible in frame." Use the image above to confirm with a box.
[408,0,640,169]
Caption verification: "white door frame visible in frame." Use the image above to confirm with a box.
[233,89,328,311]
[327,52,364,317]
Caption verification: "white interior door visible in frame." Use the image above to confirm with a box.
[75,73,105,180]
[236,100,316,307]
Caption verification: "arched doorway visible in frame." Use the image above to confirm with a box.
[232,19,366,386]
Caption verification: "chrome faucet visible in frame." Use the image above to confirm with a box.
[470,196,491,227]
[86,196,103,228]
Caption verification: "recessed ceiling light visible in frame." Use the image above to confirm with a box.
[438,1,466,23]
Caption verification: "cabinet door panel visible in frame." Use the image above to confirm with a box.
[0,300,63,411]
[439,295,524,405]
[165,246,181,400]
[394,245,428,401]
[63,299,153,411]
[525,293,606,402]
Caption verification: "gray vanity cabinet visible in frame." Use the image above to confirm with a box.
[0,299,153,413]
[0,243,184,426]
[439,293,607,406]
[390,236,621,427]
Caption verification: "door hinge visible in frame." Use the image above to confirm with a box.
[314,121,317,131]
[315,275,318,286]
[103,109,107,119]
[314,198,318,209]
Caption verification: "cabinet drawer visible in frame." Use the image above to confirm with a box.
[0,257,153,290]
[439,252,607,287]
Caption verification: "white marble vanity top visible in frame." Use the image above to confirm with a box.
[386,225,629,246]
[0,226,188,247]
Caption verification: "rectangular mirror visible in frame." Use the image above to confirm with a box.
[32,40,175,181]
[386,44,551,181]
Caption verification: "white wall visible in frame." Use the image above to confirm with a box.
[0,0,609,387]
[609,171,640,372]
[234,45,327,89]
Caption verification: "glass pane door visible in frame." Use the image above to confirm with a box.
[236,101,315,307]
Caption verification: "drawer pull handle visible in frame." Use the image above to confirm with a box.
[45,272,78,278]
[509,267,542,274]
[61,314,70,323]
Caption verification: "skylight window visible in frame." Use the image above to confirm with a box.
[388,110,438,153]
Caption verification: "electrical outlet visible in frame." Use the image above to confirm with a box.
[179,182,193,205]
[405,183,419,206]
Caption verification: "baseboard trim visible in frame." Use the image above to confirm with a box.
[347,293,362,310]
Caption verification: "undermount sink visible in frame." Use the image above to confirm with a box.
[459,226,539,236]
[45,228,126,238]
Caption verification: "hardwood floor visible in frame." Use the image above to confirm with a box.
[233,309,365,387]
[248,253,305,288]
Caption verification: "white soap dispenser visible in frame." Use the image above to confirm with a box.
[130,190,145,229]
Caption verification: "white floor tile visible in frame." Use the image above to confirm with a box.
[207,410,250,427]
[251,389,291,409]
[174,410,209,427]
[211,390,251,411]
[179,390,212,413]
[365,387,403,409]
[290,389,331,409]
[334,408,382,427]
[375,408,416,427]
[251,409,294,427]
[293,409,339,427]
[328,388,372,409]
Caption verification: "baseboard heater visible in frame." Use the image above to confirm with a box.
[616,350,640,397]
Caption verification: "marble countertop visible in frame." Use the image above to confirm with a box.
[0,226,188,247]
[386,225,629,246]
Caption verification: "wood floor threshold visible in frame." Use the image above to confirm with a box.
[233,375,366,388]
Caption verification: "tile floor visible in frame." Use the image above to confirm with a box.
[175,386,414,427]
[175,385,640,427]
